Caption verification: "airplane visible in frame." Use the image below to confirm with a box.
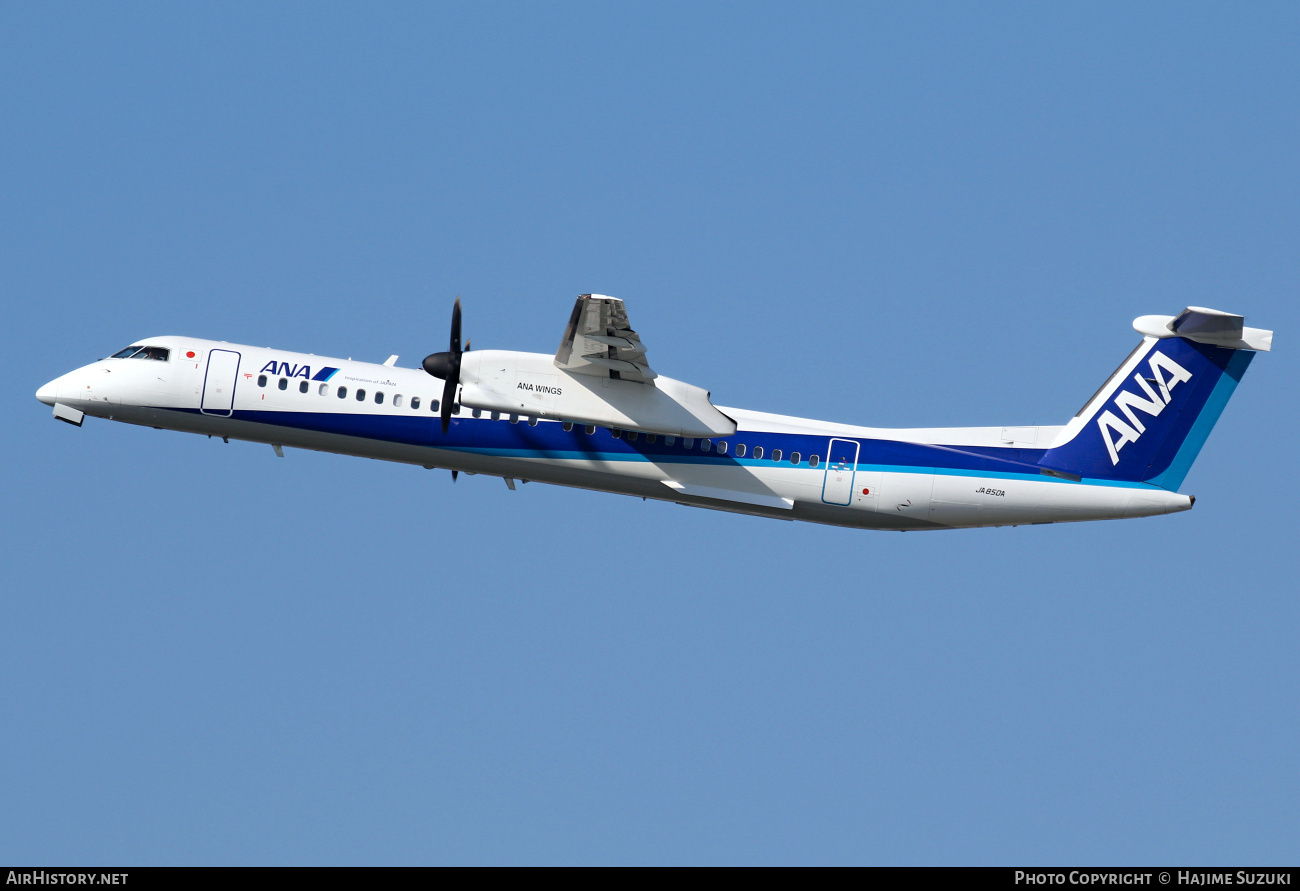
[35,296,1273,531]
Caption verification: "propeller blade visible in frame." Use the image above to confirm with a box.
[422,296,467,435]
[440,374,456,434]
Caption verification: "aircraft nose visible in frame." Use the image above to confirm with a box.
[36,378,59,406]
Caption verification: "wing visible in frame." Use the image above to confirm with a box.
[554,294,657,383]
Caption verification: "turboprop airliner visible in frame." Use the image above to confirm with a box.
[36,296,1272,531]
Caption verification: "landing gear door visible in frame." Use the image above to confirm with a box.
[201,349,241,417]
[821,438,860,505]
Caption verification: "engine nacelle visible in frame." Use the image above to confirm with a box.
[457,350,736,438]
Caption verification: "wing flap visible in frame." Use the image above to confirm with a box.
[555,294,657,382]
[662,481,794,510]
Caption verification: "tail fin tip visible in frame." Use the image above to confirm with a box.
[1134,307,1273,352]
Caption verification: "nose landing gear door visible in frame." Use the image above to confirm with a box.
[201,349,241,417]
[821,438,860,505]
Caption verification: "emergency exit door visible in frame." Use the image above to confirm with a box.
[822,438,860,505]
[201,349,241,417]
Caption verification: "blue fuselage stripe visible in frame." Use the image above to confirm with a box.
[162,406,1160,491]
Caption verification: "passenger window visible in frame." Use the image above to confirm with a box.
[319,384,329,396]
[491,412,500,420]
[753,446,764,459]
[356,389,366,401]
[278,378,288,390]
[809,455,820,468]
[585,425,595,434]
[772,449,782,461]
[299,380,308,394]
[665,436,676,446]
[472,408,480,418]
[528,417,538,426]
[628,431,638,442]
[683,438,694,448]
[700,440,711,452]
[451,403,460,414]
[338,386,348,399]
[510,414,519,424]
[411,396,420,409]
[563,422,573,432]
[431,399,439,412]
[736,444,747,457]
[394,394,403,407]
[611,429,622,439]
[717,441,728,454]
[258,375,267,388]
[375,392,384,404]
[790,452,800,464]
[646,434,656,443]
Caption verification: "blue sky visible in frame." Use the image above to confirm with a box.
[2,2,1297,865]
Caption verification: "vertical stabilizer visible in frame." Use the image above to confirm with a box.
[1038,308,1270,490]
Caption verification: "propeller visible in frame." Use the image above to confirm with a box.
[422,297,466,435]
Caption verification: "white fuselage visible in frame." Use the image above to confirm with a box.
[37,336,1193,531]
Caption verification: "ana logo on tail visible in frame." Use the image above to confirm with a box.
[1096,350,1193,465]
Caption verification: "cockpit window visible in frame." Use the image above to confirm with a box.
[110,345,170,361]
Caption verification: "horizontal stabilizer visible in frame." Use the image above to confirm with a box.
[1134,306,1273,351]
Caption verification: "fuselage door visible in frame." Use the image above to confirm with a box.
[201,349,241,417]
[822,437,860,505]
